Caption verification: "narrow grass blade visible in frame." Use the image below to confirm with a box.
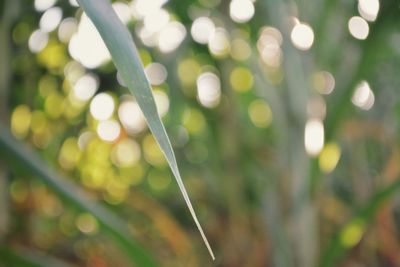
[319,179,400,267]
[0,246,77,267]
[0,125,158,267]
[76,0,214,260]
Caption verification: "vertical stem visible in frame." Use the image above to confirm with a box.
[260,0,317,266]
[0,0,20,239]
[0,11,10,242]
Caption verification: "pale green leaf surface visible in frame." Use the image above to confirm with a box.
[76,0,214,260]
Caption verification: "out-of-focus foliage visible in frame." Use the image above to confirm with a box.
[75,0,214,259]
[1,0,400,266]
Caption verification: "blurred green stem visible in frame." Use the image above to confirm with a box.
[263,177,294,267]
[0,246,77,267]
[0,0,19,239]
[260,0,317,266]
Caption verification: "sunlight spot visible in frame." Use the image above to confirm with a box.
[197,72,221,108]
[105,180,129,204]
[183,108,206,135]
[261,43,282,68]
[191,17,215,44]
[231,38,251,61]
[229,0,255,23]
[111,139,141,167]
[208,28,230,58]
[230,67,253,93]
[28,30,49,53]
[178,59,201,89]
[137,25,159,47]
[143,134,167,166]
[58,18,78,43]
[352,81,374,110]
[312,71,335,95]
[154,90,170,117]
[69,13,110,68]
[145,63,167,85]
[118,98,147,134]
[72,73,99,102]
[258,27,282,47]
[258,27,283,67]
[358,0,379,22]
[38,75,57,97]
[116,71,127,87]
[44,92,64,119]
[11,105,31,139]
[248,99,272,128]
[77,131,94,150]
[69,0,79,7]
[97,120,121,142]
[130,0,168,19]
[348,16,369,40]
[34,0,56,12]
[58,137,80,170]
[39,7,63,33]
[319,142,341,173]
[305,119,324,157]
[23,112,42,136]
[340,220,365,248]
[144,9,169,33]
[64,61,85,84]
[291,22,314,51]
[158,21,186,53]
[90,93,115,121]
[112,2,132,25]
[76,213,98,235]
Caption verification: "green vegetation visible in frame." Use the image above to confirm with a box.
[1,0,400,266]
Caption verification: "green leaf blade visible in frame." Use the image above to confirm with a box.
[76,0,214,260]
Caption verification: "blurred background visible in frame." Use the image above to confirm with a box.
[1,0,400,266]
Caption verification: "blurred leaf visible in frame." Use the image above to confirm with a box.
[319,179,400,267]
[76,0,214,260]
[0,125,158,267]
[325,0,400,141]
[0,246,76,267]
